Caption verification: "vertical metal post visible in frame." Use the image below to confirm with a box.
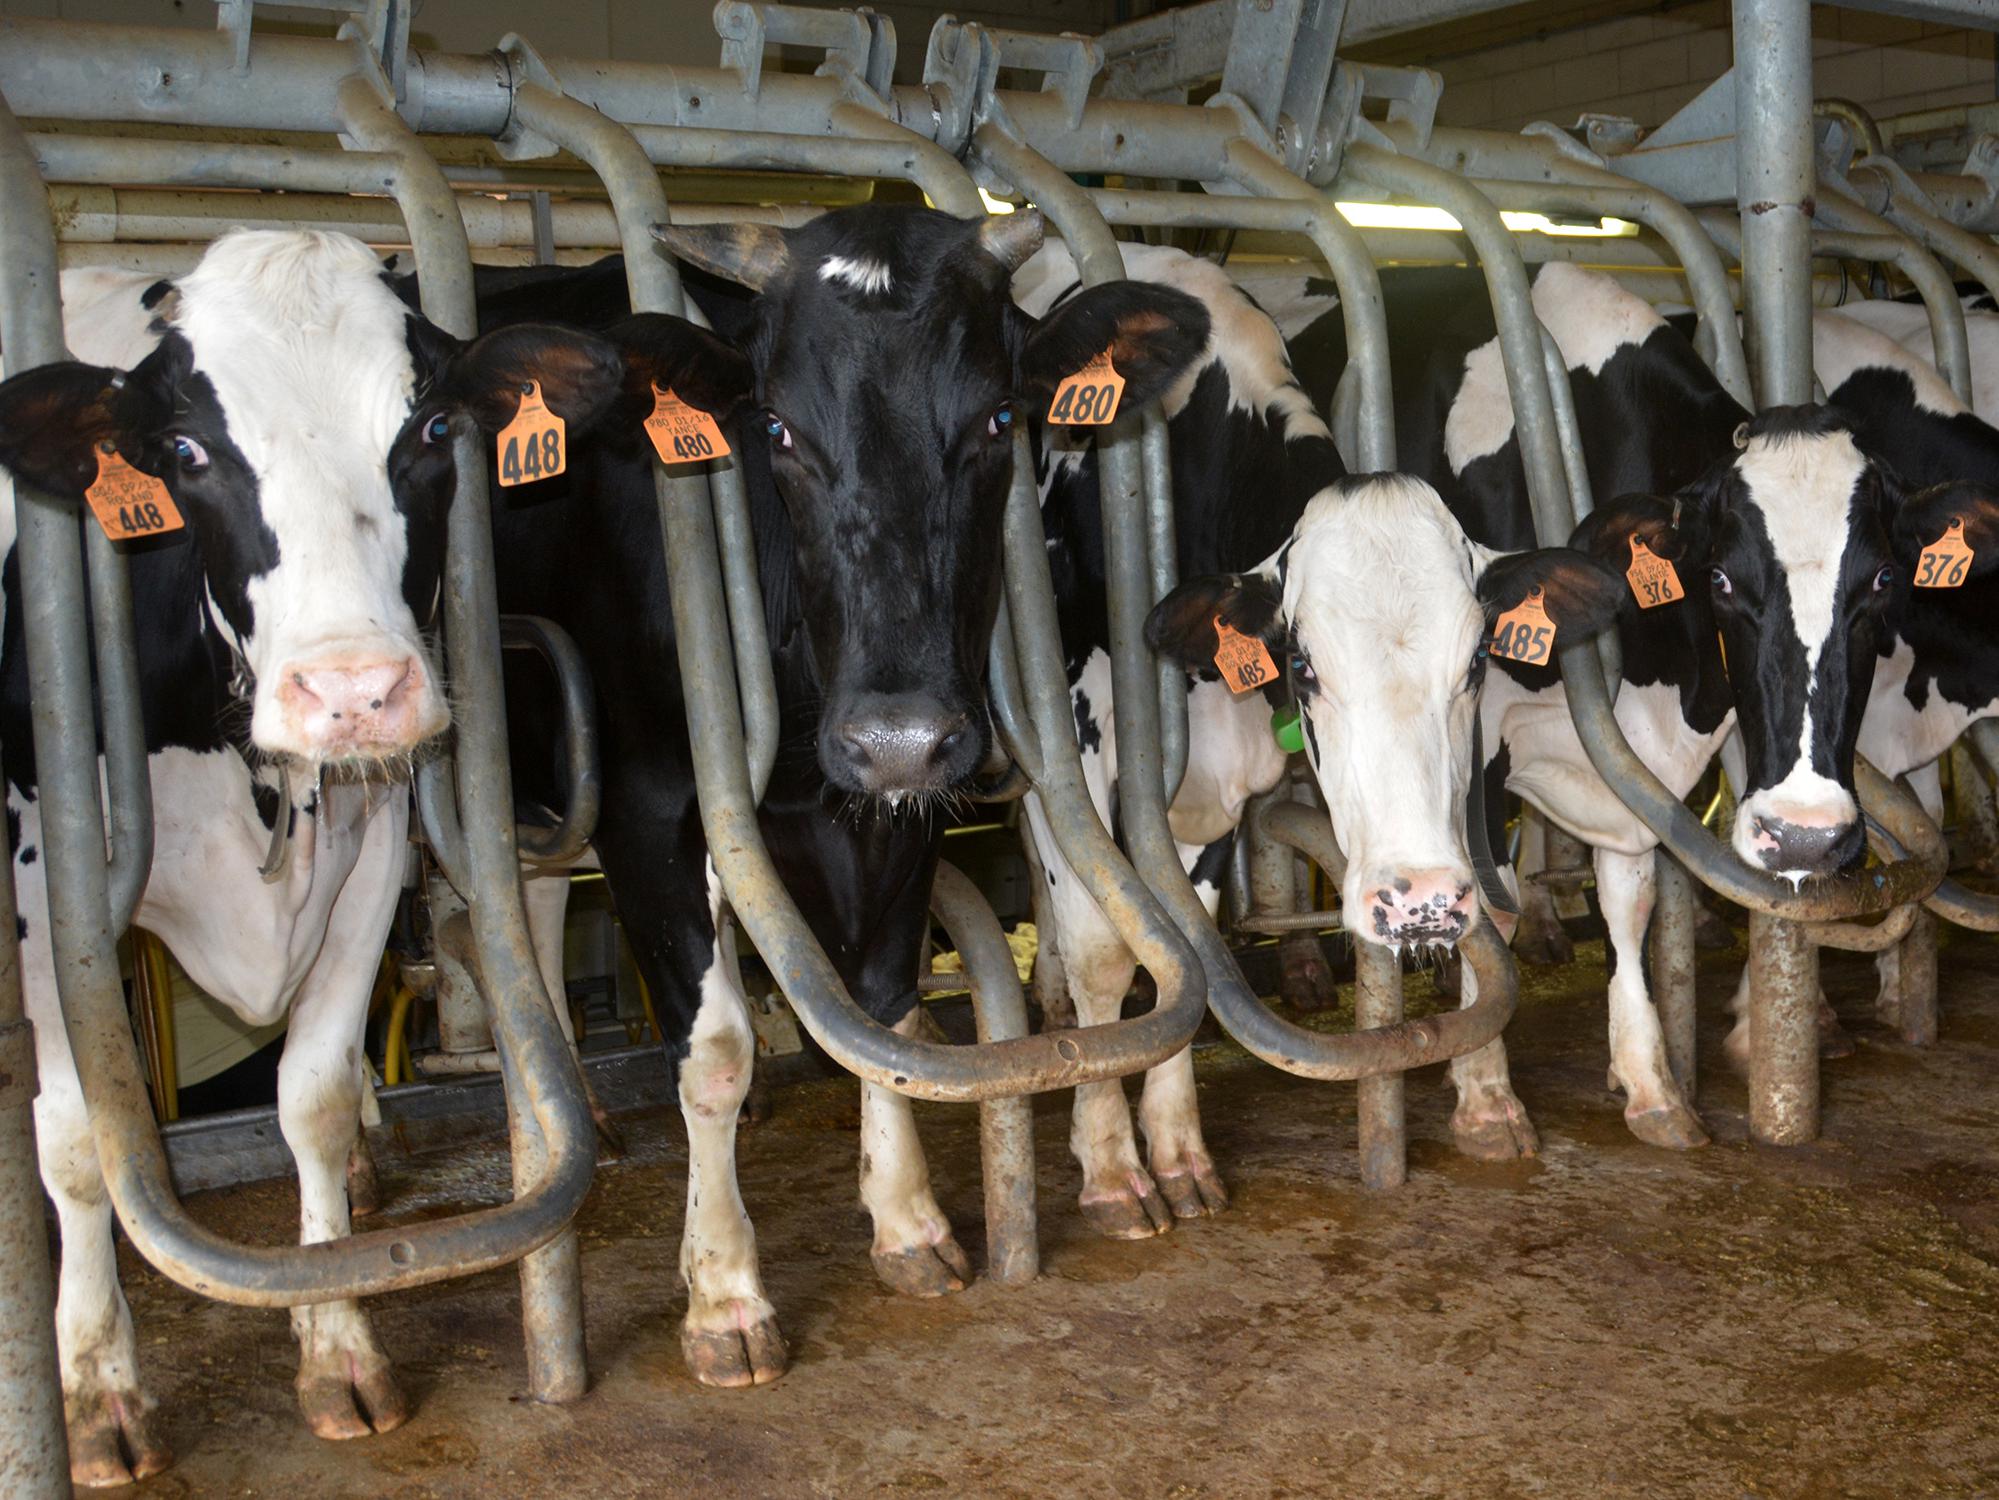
[1353,940,1405,1190]
[1650,852,1698,1098]
[1246,788,1299,932]
[1894,906,1939,1047]
[1747,910,1819,1145]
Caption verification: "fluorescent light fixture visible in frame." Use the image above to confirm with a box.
[1333,201,1638,238]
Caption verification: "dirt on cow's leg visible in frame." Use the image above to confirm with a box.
[293,1302,408,1441]
[344,1136,381,1219]
[862,1009,975,1297]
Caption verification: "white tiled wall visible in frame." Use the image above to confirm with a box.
[1421,2,1996,135]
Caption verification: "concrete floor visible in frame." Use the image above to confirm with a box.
[119,928,1999,1500]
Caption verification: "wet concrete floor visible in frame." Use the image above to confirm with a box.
[123,929,1999,1499]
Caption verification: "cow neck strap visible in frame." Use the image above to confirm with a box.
[1466,711,1520,916]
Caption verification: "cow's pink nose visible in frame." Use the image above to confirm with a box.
[1366,868,1477,946]
[280,657,424,750]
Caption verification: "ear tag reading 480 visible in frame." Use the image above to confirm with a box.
[1213,615,1277,694]
[1048,347,1126,426]
[1489,588,1556,666]
[1626,535,1685,608]
[1916,517,1974,588]
[646,385,731,466]
[84,442,183,541]
[497,379,566,487]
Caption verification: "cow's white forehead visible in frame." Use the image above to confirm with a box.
[1731,428,1867,679]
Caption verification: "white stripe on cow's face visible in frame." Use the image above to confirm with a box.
[165,231,447,764]
[1282,476,1482,947]
[818,255,894,296]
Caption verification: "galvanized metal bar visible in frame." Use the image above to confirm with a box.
[1893,907,1940,1045]
[1649,852,1698,1099]
[503,616,602,866]
[929,861,1037,1284]
[1747,908,1819,1145]
[1141,411,1189,803]
[1736,0,1816,408]
[1352,939,1406,1190]
[1811,190,1973,405]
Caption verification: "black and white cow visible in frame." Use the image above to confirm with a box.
[1251,262,1997,1149]
[0,230,625,1487]
[425,207,1212,1388]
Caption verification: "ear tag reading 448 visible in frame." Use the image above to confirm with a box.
[1490,588,1556,666]
[645,385,731,466]
[1048,347,1126,426]
[497,379,565,487]
[1626,535,1684,608]
[84,442,183,541]
[1213,615,1277,694]
[1916,517,1974,588]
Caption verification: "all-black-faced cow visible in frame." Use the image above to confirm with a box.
[0,230,625,1488]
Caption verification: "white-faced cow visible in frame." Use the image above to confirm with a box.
[419,207,1212,1388]
[0,229,625,1487]
[1262,262,1983,1149]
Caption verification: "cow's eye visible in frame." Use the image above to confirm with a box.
[1289,652,1314,684]
[988,404,1015,439]
[1711,566,1732,596]
[1873,565,1894,592]
[423,413,452,446]
[169,435,209,471]
[764,412,791,450]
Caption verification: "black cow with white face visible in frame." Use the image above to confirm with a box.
[0,230,621,1487]
[441,206,1210,1389]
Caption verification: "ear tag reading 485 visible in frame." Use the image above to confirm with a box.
[646,385,731,466]
[1213,615,1277,694]
[84,442,183,542]
[1048,348,1126,426]
[1490,588,1556,666]
[1916,518,1974,588]
[497,379,565,487]
[1626,535,1685,608]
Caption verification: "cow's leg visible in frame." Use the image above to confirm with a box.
[1018,826,1074,1029]
[523,869,629,1152]
[1448,907,1540,1160]
[676,909,785,1386]
[1875,761,1945,1031]
[859,1008,975,1294]
[279,810,410,1441]
[1141,838,1230,1219]
[1599,848,1708,1148]
[1511,809,1575,965]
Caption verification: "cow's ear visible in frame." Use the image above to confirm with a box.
[1145,570,1283,671]
[610,312,754,419]
[1893,479,1999,582]
[0,361,125,499]
[1569,491,1708,577]
[651,222,791,292]
[1476,547,1623,643]
[440,324,627,435]
[1023,282,1211,418]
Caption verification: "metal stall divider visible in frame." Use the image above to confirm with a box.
[0,73,599,1406]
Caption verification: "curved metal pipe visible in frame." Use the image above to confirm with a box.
[501,615,601,865]
[1812,189,1974,406]
[1815,98,1886,160]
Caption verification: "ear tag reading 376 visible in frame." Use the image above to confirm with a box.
[1626,535,1684,608]
[645,385,731,466]
[1916,517,1974,588]
[1489,588,1556,666]
[497,379,565,487]
[1048,348,1126,426]
[84,442,183,541]
[1213,615,1277,694]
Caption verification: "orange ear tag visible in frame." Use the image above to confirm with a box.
[1212,615,1277,694]
[645,385,731,466]
[496,379,566,487]
[1048,348,1126,427]
[1915,518,1974,588]
[1626,535,1685,608]
[1489,588,1557,666]
[83,443,183,541]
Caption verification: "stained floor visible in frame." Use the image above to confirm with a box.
[120,927,1999,1499]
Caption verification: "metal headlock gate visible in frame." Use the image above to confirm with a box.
[2,0,1999,1489]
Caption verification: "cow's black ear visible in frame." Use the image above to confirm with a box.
[1023,282,1211,418]
[610,312,754,419]
[1894,478,1999,582]
[652,222,791,293]
[1145,571,1283,671]
[1570,490,1710,580]
[0,361,125,500]
[1476,547,1623,643]
[441,323,627,435]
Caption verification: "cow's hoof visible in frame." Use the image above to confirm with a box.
[681,1302,788,1388]
[66,1387,171,1489]
[1625,1101,1710,1150]
[871,1234,973,1298]
[1154,1161,1229,1218]
[345,1137,382,1219]
[297,1352,408,1441]
[1695,903,1737,950]
[1079,1171,1174,1239]
[1452,1103,1541,1161]
[1511,920,1573,968]
[1278,940,1339,1013]
[593,1111,629,1163]
[1818,999,1857,1060]
[739,1072,773,1127]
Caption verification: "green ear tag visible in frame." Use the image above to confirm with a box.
[1271,704,1305,754]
